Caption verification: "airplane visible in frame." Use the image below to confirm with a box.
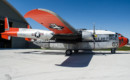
[1,9,129,56]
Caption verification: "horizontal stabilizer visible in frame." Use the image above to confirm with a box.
[1,34,11,40]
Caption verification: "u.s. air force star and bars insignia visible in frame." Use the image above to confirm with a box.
[49,24,64,30]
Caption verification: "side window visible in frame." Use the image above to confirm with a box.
[106,37,109,40]
[98,37,100,40]
[101,38,103,41]
[101,37,105,41]
[103,37,105,40]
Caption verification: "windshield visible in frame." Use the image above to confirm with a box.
[109,34,118,40]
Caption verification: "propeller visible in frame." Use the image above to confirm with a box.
[92,24,97,49]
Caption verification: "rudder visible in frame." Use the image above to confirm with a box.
[4,17,10,31]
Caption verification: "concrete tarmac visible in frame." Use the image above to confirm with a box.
[0,49,130,80]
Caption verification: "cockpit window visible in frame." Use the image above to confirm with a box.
[109,34,117,40]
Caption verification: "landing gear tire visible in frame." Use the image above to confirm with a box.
[65,50,72,56]
[111,48,116,54]
[74,50,79,53]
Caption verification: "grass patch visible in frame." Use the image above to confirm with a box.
[94,46,130,51]
[117,46,130,51]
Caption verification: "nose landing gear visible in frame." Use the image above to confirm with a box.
[111,48,116,54]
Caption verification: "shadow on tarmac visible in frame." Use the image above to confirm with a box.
[18,50,130,67]
[56,52,93,67]
[56,51,130,67]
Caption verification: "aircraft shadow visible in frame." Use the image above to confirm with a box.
[55,51,130,67]
[17,50,130,68]
[18,51,93,67]
[56,52,93,67]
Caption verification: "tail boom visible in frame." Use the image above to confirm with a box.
[1,17,53,41]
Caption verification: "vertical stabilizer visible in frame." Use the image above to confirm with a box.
[0,17,11,40]
[5,17,10,31]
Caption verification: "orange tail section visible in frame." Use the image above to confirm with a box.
[1,17,32,41]
[1,17,11,40]
[1,17,19,40]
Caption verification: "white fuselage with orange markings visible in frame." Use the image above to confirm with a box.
[1,17,127,50]
[1,15,128,53]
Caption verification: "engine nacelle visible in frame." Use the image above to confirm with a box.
[82,30,93,41]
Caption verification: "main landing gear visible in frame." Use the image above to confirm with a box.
[65,49,79,56]
[111,48,116,54]
[65,49,72,56]
[65,49,117,56]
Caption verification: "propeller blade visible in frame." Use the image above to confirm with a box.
[93,23,96,49]
[93,24,95,35]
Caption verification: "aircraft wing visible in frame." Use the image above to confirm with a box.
[24,9,81,41]
[24,9,79,35]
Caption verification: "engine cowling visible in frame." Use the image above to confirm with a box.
[82,30,93,41]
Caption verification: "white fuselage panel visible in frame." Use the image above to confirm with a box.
[17,28,53,40]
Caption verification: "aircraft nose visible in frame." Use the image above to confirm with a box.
[119,36,129,48]
[123,37,128,46]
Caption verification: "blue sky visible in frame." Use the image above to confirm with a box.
[7,0,130,39]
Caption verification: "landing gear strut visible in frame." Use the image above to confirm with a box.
[111,48,116,54]
[65,49,72,56]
